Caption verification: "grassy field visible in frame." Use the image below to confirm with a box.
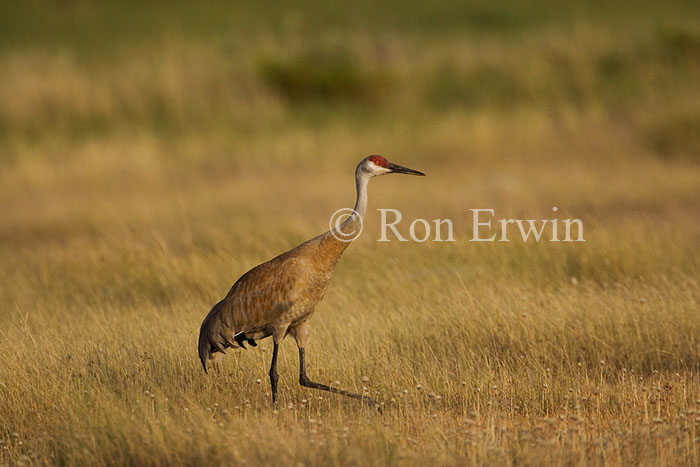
[1,1,700,465]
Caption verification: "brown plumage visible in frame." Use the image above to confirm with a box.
[197,155,425,405]
[198,231,348,366]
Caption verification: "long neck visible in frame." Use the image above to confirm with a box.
[316,168,370,267]
[348,169,370,226]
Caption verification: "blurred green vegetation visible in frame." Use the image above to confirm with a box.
[2,0,697,55]
[0,0,698,163]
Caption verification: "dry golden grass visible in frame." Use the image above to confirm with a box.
[1,7,700,466]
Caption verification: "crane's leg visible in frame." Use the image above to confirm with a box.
[269,343,279,404]
[298,348,379,408]
[290,322,379,409]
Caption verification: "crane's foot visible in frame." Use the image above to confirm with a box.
[297,348,382,412]
[300,376,382,412]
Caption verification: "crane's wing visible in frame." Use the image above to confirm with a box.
[197,255,308,373]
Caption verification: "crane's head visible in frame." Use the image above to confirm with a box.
[359,155,425,177]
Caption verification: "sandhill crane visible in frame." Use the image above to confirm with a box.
[198,155,425,406]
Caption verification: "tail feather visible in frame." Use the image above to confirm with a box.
[198,298,231,374]
[198,298,252,373]
[198,321,211,374]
